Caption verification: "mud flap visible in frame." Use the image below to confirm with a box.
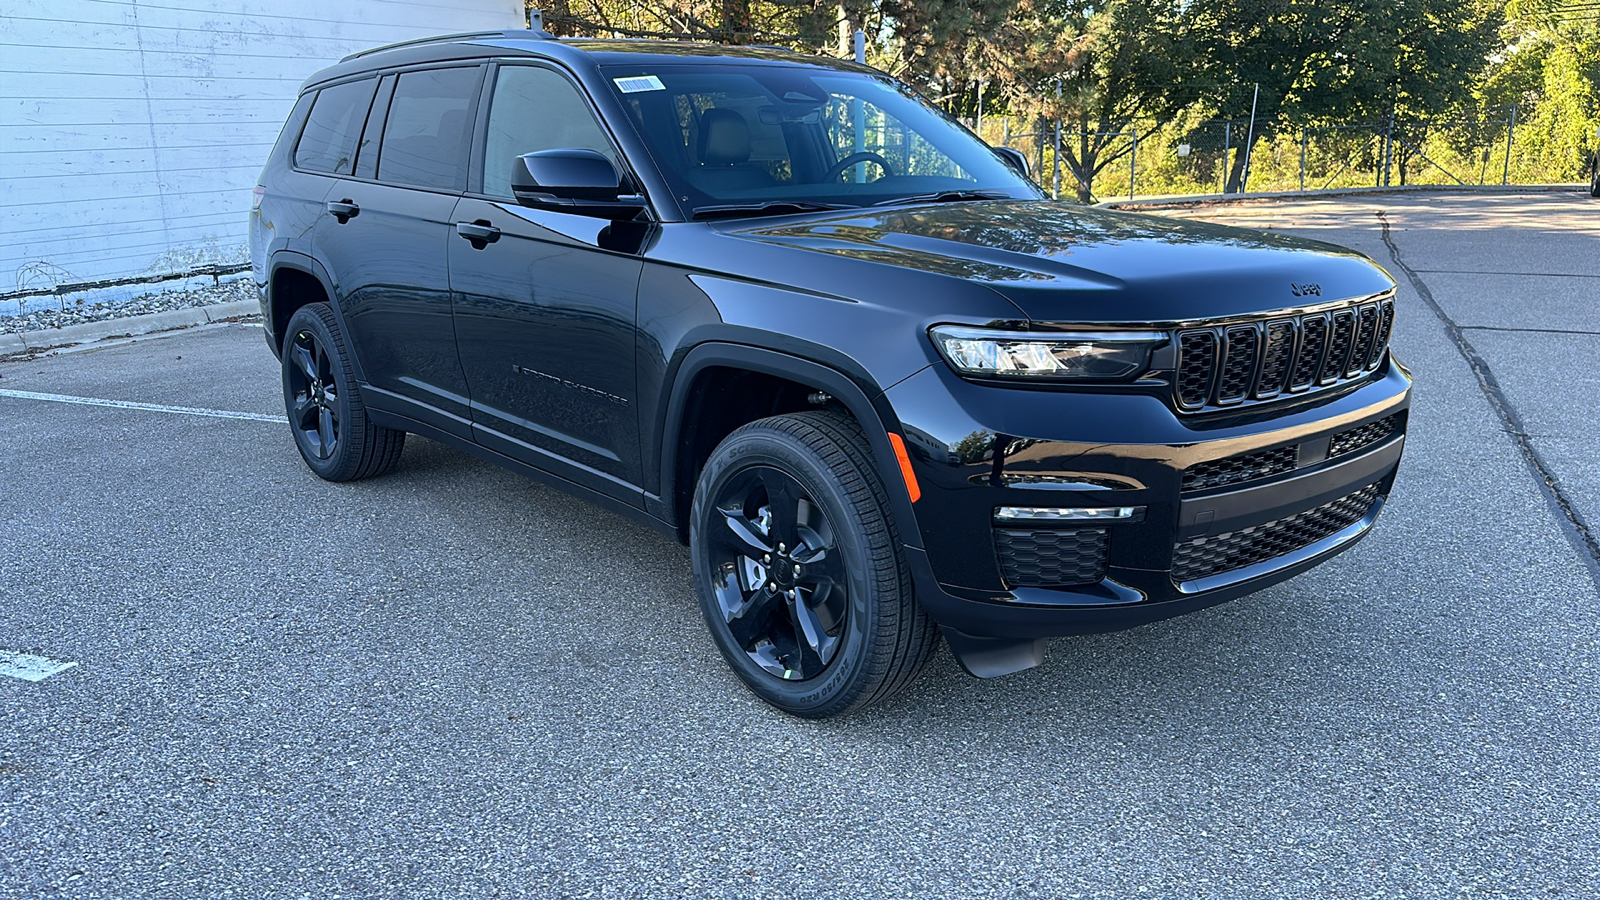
[940,626,1047,678]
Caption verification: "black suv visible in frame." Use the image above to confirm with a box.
[251,31,1411,717]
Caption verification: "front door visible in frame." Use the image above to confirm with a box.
[450,63,647,502]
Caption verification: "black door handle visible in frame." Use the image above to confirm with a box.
[456,220,501,249]
[326,199,360,223]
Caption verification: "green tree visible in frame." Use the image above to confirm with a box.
[541,0,842,47]
[1024,0,1196,201]
[1479,1,1600,181]
[1188,0,1500,192]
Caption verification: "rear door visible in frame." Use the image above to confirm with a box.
[449,62,648,501]
[313,65,484,435]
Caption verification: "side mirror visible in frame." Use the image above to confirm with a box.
[511,149,648,220]
[993,146,1031,179]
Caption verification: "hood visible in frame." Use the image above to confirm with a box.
[720,200,1395,323]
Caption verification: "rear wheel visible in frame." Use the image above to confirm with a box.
[282,303,405,481]
[691,411,936,718]
[1590,158,1599,198]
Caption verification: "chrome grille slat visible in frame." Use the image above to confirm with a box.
[1173,297,1393,414]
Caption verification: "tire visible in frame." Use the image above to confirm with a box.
[281,303,405,482]
[1590,161,1599,198]
[690,410,937,718]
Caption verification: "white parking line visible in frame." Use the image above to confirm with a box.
[0,651,78,682]
[0,388,282,423]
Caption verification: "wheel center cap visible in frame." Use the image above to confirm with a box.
[772,554,799,589]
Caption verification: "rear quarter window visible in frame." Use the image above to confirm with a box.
[294,79,377,175]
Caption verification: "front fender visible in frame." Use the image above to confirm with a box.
[652,341,929,552]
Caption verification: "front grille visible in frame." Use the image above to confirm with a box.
[1182,444,1299,492]
[996,527,1109,588]
[1329,413,1401,458]
[1171,483,1382,582]
[1175,296,1394,412]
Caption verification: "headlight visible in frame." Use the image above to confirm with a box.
[930,325,1167,380]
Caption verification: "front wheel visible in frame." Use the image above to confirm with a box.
[690,411,937,718]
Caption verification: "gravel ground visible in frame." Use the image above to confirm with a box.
[0,279,255,335]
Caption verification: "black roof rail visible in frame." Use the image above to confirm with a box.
[339,29,551,63]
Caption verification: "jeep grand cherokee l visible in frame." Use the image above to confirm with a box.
[250,30,1411,717]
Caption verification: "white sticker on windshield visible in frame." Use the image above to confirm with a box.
[614,75,666,93]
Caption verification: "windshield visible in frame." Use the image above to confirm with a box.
[600,63,1042,218]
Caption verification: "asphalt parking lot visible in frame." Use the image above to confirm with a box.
[2,191,1597,899]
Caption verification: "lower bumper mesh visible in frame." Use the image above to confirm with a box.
[1171,482,1382,583]
[996,527,1109,588]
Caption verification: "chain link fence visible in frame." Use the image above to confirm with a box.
[967,106,1584,201]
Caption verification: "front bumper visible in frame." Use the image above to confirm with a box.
[885,355,1412,651]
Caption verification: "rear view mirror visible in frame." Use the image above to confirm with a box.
[511,149,648,220]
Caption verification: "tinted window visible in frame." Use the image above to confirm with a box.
[353,76,396,180]
[377,67,479,191]
[819,93,967,181]
[482,66,618,200]
[602,65,1037,214]
[295,79,376,175]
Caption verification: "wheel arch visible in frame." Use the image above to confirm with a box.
[265,252,364,380]
[656,342,924,552]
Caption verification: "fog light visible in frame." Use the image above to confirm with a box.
[994,506,1144,523]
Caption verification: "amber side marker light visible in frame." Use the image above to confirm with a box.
[887,433,921,503]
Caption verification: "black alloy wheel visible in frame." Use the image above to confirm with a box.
[691,411,937,718]
[705,464,850,681]
[280,303,405,482]
[287,326,340,461]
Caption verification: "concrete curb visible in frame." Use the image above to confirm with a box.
[1098,183,1587,210]
[1,299,260,355]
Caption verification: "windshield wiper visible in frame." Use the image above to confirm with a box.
[690,200,858,221]
[871,190,1011,207]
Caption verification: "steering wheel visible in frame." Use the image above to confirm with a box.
[824,151,896,183]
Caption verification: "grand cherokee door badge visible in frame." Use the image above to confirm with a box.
[511,364,627,404]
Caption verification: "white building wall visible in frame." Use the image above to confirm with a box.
[0,0,525,312]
